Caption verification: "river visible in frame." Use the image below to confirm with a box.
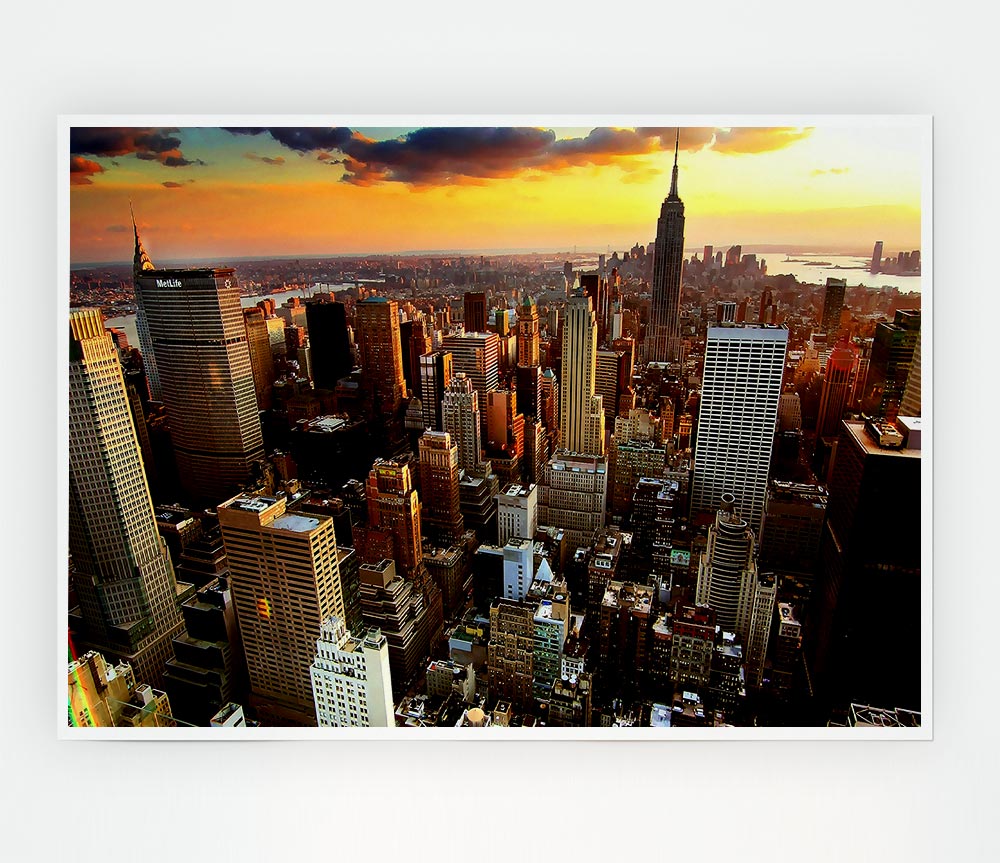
[719,252,921,293]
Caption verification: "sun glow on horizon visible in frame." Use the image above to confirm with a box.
[70,124,923,264]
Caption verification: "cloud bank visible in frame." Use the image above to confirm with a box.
[69,125,814,188]
[70,128,206,180]
[224,126,813,186]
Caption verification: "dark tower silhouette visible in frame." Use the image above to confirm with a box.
[306,298,353,390]
[647,130,686,363]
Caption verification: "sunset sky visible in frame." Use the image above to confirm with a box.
[69,123,924,264]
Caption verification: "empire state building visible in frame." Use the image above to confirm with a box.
[647,131,686,364]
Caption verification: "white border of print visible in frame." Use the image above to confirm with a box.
[57,114,932,741]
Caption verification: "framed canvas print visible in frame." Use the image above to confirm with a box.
[60,116,930,739]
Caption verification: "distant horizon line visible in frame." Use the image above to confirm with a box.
[70,242,909,270]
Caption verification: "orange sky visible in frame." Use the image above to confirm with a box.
[69,124,924,263]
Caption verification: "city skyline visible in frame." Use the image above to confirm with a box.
[65,117,928,735]
[69,123,923,264]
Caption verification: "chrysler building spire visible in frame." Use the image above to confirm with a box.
[131,203,155,277]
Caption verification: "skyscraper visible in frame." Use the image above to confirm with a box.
[418,350,454,431]
[759,480,828,579]
[441,331,500,424]
[862,310,920,420]
[694,494,776,687]
[810,419,921,712]
[488,598,536,711]
[870,240,884,274]
[515,364,542,420]
[497,482,539,546]
[691,326,788,533]
[305,298,353,390]
[485,389,525,465]
[310,617,394,727]
[365,458,424,580]
[820,277,847,336]
[442,372,486,473]
[161,576,246,727]
[595,580,655,707]
[595,349,625,423]
[358,558,430,698]
[132,222,264,504]
[517,294,540,368]
[464,290,487,333]
[355,296,408,430]
[539,368,559,443]
[899,333,921,417]
[418,430,465,544]
[242,307,275,411]
[816,342,858,439]
[647,130,686,363]
[401,318,432,393]
[68,308,185,688]
[538,451,608,548]
[694,495,752,633]
[217,493,345,726]
[580,272,609,347]
[559,295,605,456]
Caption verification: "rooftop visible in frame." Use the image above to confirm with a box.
[707,325,788,341]
[602,581,654,613]
[500,482,534,498]
[224,495,279,514]
[271,513,321,533]
[650,703,672,728]
[423,546,462,564]
[305,415,349,433]
[845,420,921,459]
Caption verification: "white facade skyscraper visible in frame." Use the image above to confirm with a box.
[502,537,536,602]
[497,482,539,545]
[310,616,394,727]
[559,295,604,456]
[69,308,184,687]
[691,326,788,533]
[694,494,776,688]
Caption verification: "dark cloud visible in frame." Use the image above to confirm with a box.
[70,155,104,185]
[162,181,184,188]
[225,127,353,153]
[339,127,558,186]
[243,152,286,166]
[222,125,814,187]
[164,152,205,167]
[70,127,205,168]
